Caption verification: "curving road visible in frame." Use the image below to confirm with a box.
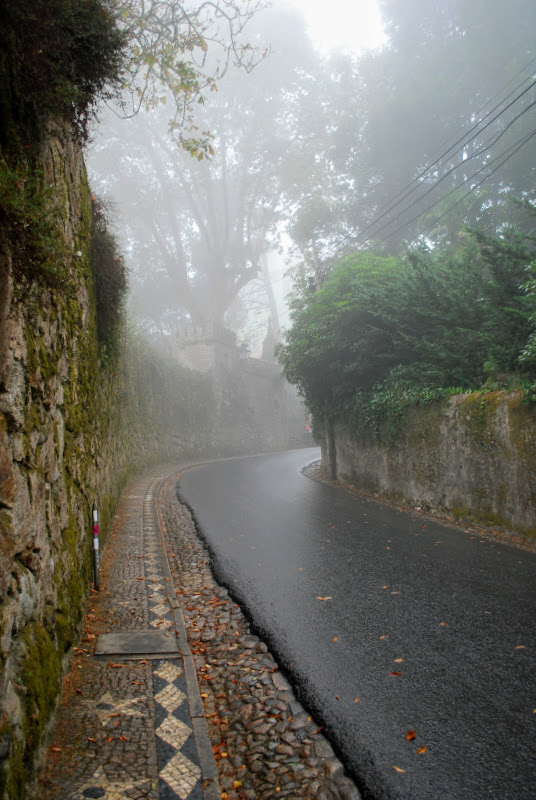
[177,448,536,800]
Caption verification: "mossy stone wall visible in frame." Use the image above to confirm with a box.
[325,391,536,537]
[0,125,216,798]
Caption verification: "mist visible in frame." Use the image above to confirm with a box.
[86,0,536,450]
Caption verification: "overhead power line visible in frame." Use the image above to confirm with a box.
[353,73,536,246]
[316,65,536,263]
[364,125,536,252]
[356,60,536,235]
[354,105,536,251]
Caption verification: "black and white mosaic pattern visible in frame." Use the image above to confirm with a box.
[143,483,203,800]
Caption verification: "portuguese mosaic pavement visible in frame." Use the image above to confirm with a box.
[38,470,211,800]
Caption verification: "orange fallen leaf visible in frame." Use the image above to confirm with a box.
[316,596,333,601]
[405,730,416,741]
[515,645,526,650]
[379,635,388,640]
[390,671,403,677]
[87,737,97,743]
[354,697,359,703]
[392,766,406,773]
[105,736,114,743]
[439,622,447,627]
[394,658,403,663]
[118,736,128,742]
[332,636,338,643]
[381,585,387,589]
[416,746,427,754]
[50,746,62,753]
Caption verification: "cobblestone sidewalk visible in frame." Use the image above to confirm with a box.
[38,465,361,800]
[38,466,217,800]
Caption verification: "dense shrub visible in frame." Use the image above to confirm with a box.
[278,227,536,422]
[90,198,128,358]
[0,0,125,149]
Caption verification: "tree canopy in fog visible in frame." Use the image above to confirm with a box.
[115,0,268,155]
[90,5,322,332]
[90,0,536,337]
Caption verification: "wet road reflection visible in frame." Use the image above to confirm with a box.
[178,448,536,800]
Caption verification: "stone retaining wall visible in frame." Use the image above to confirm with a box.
[0,123,297,797]
[321,392,536,537]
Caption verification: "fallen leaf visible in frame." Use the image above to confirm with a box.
[439,622,447,627]
[381,585,387,589]
[416,746,427,754]
[332,636,338,643]
[406,730,416,741]
[105,736,114,744]
[515,645,526,650]
[118,735,128,742]
[87,737,97,743]
[233,781,243,789]
[50,746,62,753]
[390,671,403,677]
[392,766,406,773]
[379,635,388,640]
[394,658,403,663]
[316,596,333,601]
[354,697,359,703]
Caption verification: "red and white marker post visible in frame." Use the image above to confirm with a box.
[92,502,100,591]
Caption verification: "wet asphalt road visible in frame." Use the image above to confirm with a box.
[177,448,536,800]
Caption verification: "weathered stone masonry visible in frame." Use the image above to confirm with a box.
[321,391,536,537]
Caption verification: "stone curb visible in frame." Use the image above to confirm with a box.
[154,469,222,800]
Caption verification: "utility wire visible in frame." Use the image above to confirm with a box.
[356,67,536,241]
[363,126,536,252]
[317,64,536,262]
[354,104,536,251]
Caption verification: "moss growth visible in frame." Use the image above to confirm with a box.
[460,391,503,452]
[0,158,69,286]
[507,394,536,473]
[20,623,61,758]
[3,738,25,800]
